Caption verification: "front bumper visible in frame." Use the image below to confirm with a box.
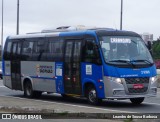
[103,76,157,99]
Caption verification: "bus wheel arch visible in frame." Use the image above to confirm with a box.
[23,78,42,98]
[84,82,102,105]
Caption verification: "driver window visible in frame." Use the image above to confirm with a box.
[85,41,94,61]
[82,40,101,64]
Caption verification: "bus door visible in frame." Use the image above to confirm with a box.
[64,40,82,95]
[11,41,22,90]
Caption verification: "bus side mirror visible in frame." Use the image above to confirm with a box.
[147,41,152,50]
[147,41,152,55]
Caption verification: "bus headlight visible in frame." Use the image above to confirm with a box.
[115,78,123,84]
[107,77,123,84]
[151,76,157,84]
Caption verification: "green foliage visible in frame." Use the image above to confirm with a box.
[152,41,160,60]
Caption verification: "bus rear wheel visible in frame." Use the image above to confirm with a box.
[24,81,42,98]
[130,97,144,105]
[86,86,102,105]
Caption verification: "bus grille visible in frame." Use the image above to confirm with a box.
[125,77,149,94]
[128,87,148,93]
[125,78,149,84]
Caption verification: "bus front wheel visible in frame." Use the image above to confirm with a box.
[86,86,102,105]
[130,97,144,105]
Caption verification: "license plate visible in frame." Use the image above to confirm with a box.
[133,84,144,89]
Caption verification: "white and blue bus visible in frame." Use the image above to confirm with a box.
[2,26,157,105]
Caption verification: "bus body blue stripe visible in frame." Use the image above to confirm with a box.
[30,76,55,80]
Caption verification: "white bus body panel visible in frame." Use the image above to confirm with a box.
[21,61,56,93]
[3,61,12,89]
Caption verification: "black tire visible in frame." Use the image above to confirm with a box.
[86,86,102,105]
[34,91,42,98]
[0,74,2,79]
[61,94,67,98]
[61,94,70,100]
[24,81,34,98]
[24,81,42,98]
[130,97,144,105]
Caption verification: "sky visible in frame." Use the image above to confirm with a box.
[1,0,160,45]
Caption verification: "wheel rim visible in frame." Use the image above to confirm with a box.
[26,83,32,96]
[89,89,96,103]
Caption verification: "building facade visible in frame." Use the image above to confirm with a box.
[141,33,154,44]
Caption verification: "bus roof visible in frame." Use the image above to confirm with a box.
[8,26,140,40]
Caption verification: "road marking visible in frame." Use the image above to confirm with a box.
[143,102,160,106]
[0,95,135,113]
[0,86,5,88]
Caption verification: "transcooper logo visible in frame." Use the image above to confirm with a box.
[36,64,53,75]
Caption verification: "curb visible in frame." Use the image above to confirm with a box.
[0,106,121,120]
[0,106,66,113]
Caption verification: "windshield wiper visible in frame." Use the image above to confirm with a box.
[131,59,153,65]
[109,59,133,65]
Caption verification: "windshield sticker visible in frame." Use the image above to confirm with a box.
[111,38,131,43]
[102,42,110,50]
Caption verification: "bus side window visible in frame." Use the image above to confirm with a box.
[22,40,34,61]
[11,42,17,58]
[4,41,12,60]
[83,40,101,65]
[16,41,22,59]
[46,38,64,61]
[32,39,46,61]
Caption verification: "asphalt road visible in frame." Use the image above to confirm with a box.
[0,80,160,122]
[1,80,160,122]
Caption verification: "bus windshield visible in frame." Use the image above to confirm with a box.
[99,36,154,66]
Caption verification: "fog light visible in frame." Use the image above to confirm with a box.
[151,88,157,93]
[113,91,116,95]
